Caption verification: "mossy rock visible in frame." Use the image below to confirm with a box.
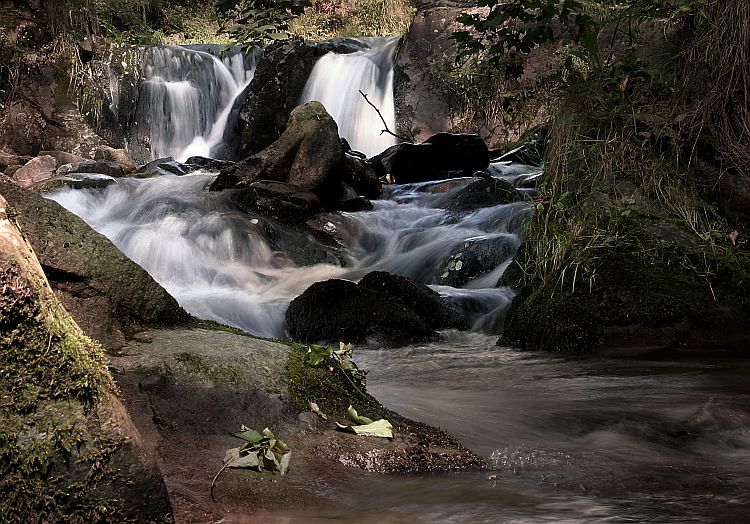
[0,195,171,521]
[0,179,190,348]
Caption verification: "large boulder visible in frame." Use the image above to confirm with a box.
[0,179,190,348]
[369,133,490,184]
[39,149,87,167]
[0,194,171,521]
[286,278,436,345]
[359,271,467,330]
[212,102,347,210]
[11,155,57,188]
[94,145,137,174]
[231,39,367,159]
[286,271,467,345]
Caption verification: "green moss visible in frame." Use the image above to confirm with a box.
[0,263,133,520]
[284,344,388,423]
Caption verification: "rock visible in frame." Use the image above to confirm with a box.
[31,173,116,192]
[106,327,484,519]
[0,193,172,521]
[394,4,561,145]
[212,102,346,210]
[12,155,57,188]
[232,180,323,223]
[57,159,126,178]
[0,179,191,348]
[440,177,528,215]
[4,165,22,178]
[185,155,235,172]
[39,149,87,167]
[340,196,375,212]
[359,271,467,330]
[286,278,437,345]
[437,237,518,287]
[369,133,490,184]
[137,156,191,177]
[232,39,368,158]
[0,150,31,171]
[94,145,137,173]
[345,152,382,199]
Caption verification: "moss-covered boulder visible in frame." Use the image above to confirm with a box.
[0,179,190,348]
[502,69,750,354]
[0,194,171,521]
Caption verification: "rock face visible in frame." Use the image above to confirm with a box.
[94,145,137,174]
[286,271,467,345]
[394,3,561,145]
[369,133,490,184]
[0,179,190,348]
[57,159,127,178]
[437,236,518,287]
[231,39,367,159]
[0,194,171,521]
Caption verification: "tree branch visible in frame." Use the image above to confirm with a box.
[358,90,414,143]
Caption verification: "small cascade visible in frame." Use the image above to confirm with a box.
[300,36,400,157]
[135,45,259,162]
[46,161,536,338]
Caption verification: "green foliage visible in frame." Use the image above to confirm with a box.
[451,0,710,77]
[220,0,311,48]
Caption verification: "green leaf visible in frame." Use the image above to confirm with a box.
[303,344,332,367]
[347,405,374,425]
[232,428,263,444]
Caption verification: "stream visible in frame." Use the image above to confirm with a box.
[46,38,750,522]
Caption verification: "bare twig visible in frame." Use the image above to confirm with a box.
[358,90,414,143]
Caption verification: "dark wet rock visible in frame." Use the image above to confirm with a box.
[185,155,235,172]
[0,193,172,522]
[232,180,323,223]
[12,155,57,188]
[287,271,468,345]
[31,173,116,192]
[138,156,191,177]
[232,39,368,159]
[94,145,137,174]
[260,218,348,267]
[58,159,126,178]
[213,102,346,210]
[286,278,436,345]
[437,237,518,287]
[359,271,467,330]
[0,179,190,349]
[369,133,490,184]
[339,196,374,212]
[345,152,382,199]
[441,177,528,215]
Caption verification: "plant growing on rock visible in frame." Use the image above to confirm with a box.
[219,0,312,48]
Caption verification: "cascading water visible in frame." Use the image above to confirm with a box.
[300,37,400,157]
[46,163,534,338]
[134,45,259,162]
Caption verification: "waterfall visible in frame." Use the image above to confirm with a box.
[300,36,400,157]
[134,45,259,162]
